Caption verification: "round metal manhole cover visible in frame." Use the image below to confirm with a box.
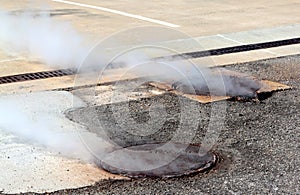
[96,142,217,178]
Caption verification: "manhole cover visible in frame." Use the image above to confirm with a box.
[149,69,290,103]
[96,142,217,178]
[172,74,262,99]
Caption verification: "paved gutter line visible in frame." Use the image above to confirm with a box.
[0,37,299,85]
[163,37,300,60]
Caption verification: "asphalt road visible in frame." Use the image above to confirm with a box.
[44,54,300,194]
[0,1,299,194]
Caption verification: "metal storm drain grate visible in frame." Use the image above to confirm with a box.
[149,70,291,104]
[0,69,76,85]
[1,38,298,87]
[96,142,217,178]
[159,37,300,60]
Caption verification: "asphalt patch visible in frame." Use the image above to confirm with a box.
[60,55,299,194]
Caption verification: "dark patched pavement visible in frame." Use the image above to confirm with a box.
[52,55,299,194]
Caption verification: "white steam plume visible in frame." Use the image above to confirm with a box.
[0,92,113,163]
[0,8,91,69]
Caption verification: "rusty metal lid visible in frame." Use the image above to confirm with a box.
[96,142,217,178]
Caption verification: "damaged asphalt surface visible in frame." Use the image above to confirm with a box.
[21,55,300,194]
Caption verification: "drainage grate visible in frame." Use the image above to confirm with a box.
[158,37,300,60]
[0,37,298,86]
[0,69,76,85]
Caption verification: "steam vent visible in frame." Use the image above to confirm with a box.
[96,143,218,178]
[0,1,299,194]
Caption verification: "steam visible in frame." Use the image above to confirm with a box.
[0,92,113,163]
[0,8,91,69]
[0,7,262,168]
[171,68,263,97]
[0,8,261,98]
[99,46,262,98]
